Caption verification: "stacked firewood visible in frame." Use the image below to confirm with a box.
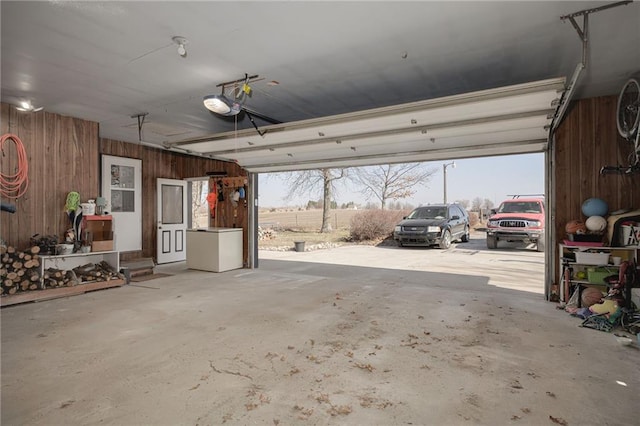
[44,262,123,288]
[1,246,41,295]
[42,268,79,288]
[2,246,125,294]
[258,226,277,240]
[72,261,123,283]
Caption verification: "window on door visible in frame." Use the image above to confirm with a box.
[189,179,209,229]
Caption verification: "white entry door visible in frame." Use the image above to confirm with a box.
[157,178,187,264]
[101,155,142,252]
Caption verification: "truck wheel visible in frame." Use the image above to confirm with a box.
[461,226,470,242]
[487,235,498,249]
[536,238,545,252]
[439,230,452,249]
[397,241,404,247]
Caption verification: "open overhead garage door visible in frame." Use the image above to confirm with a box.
[168,78,565,173]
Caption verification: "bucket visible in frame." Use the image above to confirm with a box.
[81,202,95,216]
[621,224,640,246]
[294,241,305,252]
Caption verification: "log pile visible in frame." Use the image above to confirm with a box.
[1,246,41,295]
[72,261,123,283]
[2,245,125,296]
[42,268,79,288]
[258,226,277,240]
[40,261,123,289]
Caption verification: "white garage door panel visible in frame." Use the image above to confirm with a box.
[227,115,551,164]
[248,140,548,173]
[171,78,565,172]
[237,128,548,168]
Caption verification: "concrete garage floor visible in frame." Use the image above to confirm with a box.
[1,236,638,425]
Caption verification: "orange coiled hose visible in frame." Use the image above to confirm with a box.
[0,133,29,199]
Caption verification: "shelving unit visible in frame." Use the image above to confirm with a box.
[558,244,638,303]
[40,250,120,274]
[1,251,123,307]
[83,215,114,252]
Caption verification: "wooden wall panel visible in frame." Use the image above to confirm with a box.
[1,103,100,249]
[1,103,249,268]
[99,139,248,263]
[554,95,640,284]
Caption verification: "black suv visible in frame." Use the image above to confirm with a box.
[393,203,470,249]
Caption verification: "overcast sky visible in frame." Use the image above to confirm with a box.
[258,153,545,209]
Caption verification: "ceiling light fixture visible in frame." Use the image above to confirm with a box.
[203,73,257,117]
[172,36,188,58]
[16,100,43,112]
[203,93,241,116]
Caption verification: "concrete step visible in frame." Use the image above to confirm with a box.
[120,258,155,277]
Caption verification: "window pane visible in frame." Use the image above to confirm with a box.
[110,165,135,189]
[162,184,183,224]
[111,190,135,212]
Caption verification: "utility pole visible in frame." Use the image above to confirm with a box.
[443,161,456,204]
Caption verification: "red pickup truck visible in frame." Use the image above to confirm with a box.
[486,197,545,252]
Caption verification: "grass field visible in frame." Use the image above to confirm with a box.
[258,208,362,249]
[258,208,360,231]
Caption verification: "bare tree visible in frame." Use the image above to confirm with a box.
[352,163,437,209]
[456,199,470,210]
[191,180,208,227]
[471,197,483,212]
[483,198,494,211]
[281,168,347,232]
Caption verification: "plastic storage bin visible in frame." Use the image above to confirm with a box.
[575,252,610,265]
[587,267,616,285]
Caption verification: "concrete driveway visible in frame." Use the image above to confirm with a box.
[1,234,638,425]
[261,232,546,295]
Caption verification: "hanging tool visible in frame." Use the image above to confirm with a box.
[1,201,16,213]
[207,190,217,219]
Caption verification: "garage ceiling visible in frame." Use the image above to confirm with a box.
[1,1,639,171]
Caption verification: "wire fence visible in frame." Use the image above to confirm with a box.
[258,209,361,231]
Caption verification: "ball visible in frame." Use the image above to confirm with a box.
[565,220,587,235]
[581,287,604,307]
[585,215,607,232]
[581,198,608,217]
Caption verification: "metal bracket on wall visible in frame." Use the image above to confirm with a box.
[130,112,149,142]
[550,0,633,135]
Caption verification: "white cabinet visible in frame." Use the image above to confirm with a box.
[186,228,243,272]
[558,244,637,303]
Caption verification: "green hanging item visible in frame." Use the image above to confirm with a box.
[65,191,80,212]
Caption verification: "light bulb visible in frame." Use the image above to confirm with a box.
[172,36,188,58]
